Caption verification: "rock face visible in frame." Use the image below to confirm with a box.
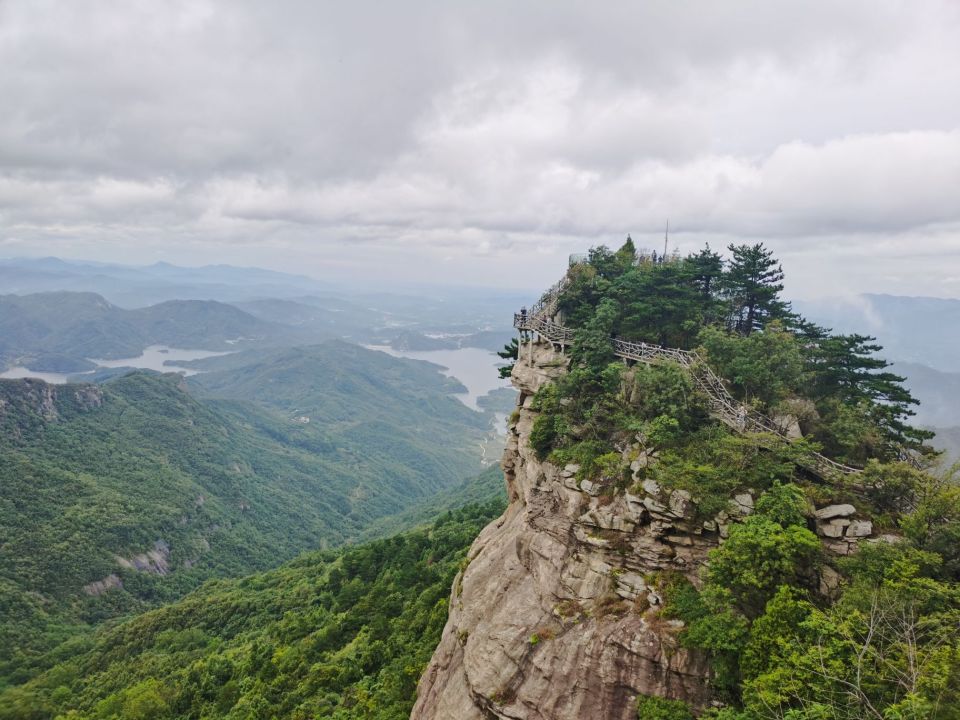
[0,378,104,438]
[82,573,123,596]
[412,338,886,720]
[115,539,172,576]
[411,340,714,720]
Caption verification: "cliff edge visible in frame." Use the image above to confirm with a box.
[411,339,716,719]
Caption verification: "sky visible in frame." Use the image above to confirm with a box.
[1,0,960,299]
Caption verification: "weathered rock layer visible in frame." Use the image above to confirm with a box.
[412,340,715,720]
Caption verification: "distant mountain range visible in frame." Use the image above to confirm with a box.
[0,257,524,354]
[796,293,960,373]
[796,293,960,463]
[0,256,329,308]
[0,291,293,372]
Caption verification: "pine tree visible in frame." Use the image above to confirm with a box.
[685,244,725,324]
[686,244,724,299]
[496,337,519,379]
[615,234,637,270]
[809,333,933,453]
[723,243,791,335]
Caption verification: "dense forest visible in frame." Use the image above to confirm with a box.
[520,241,960,718]
[3,243,958,720]
[0,501,504,720]
[0,341,490,689]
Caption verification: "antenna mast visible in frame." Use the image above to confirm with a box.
[663,219,669,257]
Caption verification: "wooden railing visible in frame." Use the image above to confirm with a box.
[514,285,867,481]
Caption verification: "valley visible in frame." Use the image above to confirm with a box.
[0,336,500,688]
[5,6,960,718]
[1,252,958,720]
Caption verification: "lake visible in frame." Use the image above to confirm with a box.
[89,346,232,375]
[0,346,233,384]
[365,345,512,412]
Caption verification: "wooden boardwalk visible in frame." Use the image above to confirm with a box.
[514,280,864,481]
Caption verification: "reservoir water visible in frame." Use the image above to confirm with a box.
[0,346,232,384]
[89,346,232,375]
[365,345,511,411]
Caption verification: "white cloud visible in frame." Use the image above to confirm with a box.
[1,0,959,295]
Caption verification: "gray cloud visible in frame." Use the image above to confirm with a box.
[1,0,959,296]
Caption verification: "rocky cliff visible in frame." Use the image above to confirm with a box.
[412,337,886,720]
[412,340,716,719]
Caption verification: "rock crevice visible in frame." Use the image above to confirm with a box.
[412,338,884,719]
[411,340,714,720]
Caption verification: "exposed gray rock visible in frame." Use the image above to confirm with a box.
[771,413,803,440]
[824,539,855,556]
[642,495,670,515]
[845,520,873,538]
[412,340,714,720]
[631,451,654,473]
[668,489,693,519]
[819,565,842,597]
[815,504,856,520]
[82,573,122,596]
[817,518,850,538]
[580,479,600,496]
[730,493,754,516]
[412,337,880,720]
[115,539,171,576]
[869,533,904,545]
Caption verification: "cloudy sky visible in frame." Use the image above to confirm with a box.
[1,0,959,298]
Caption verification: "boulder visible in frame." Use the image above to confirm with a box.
[580,479,600,496]
[817,518,850,538]
[815,504,856,520]
[845,520,873,538]
[824,540,854,556]
[642,496,669,515]
[819,565,842,597]
[668,489,693,519]
[730,493,754,516]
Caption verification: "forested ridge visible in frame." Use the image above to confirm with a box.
[0,502,504,720]
[0,292,290,372]
[517,241,960,718]
[2,242,958,720]
[0,341,489,689]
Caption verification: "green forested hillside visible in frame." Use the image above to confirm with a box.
[0,292,290,371]
[355,463,505,542]
[0,346,487,685]
[531,242,960,718]
[0,501,504,720]
[187,342,489,482]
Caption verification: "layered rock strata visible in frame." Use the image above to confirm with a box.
[412,338,885,720]
[412,340,714,719]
